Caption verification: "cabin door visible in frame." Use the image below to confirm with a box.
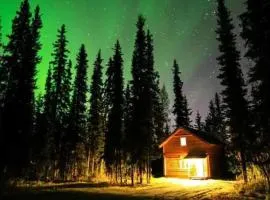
[187,158,206,178]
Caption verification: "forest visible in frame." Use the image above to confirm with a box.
[0,0,269,198]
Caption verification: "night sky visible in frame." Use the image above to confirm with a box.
[0,0,245,121]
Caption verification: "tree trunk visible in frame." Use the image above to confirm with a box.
[139,164,143,184]
[240,149,248,183]
[91,155,95,177]
[115,162,118,184]
[119,159,122,185]
[86,148,90,178]
[147,152,151,184]
[131,165,134,186]
[53,160,58,181]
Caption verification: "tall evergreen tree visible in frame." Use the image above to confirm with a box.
[35,66,54,178]
[183,96,192,127]
[145,30,164,157]
[50,24,71,180]
[172,60,185,127]
[87,50,104,176]
[32,94,46,178]
[240,0,270,142]
[160,84,170,136]
[216,0,251,182]
[128,15,147,185]
[195,111,202,131]
[214,93,226,139]
[59,59,72,181]
[69,44,88,154]
[104,57,113,118]
[240,0,270,188]
[204,100,216,133]
[31,5,42,68]
[144,30,162,182]
[128,15,159,184]
[60,59,73,178]
[204,93,225,139]
[66,45,88,178]
[1,0,42,178]
[123,83,133,156]
[43,66,53,121]
[104,40,124,182]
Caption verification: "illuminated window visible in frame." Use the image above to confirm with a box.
[179,159,189,169]
[180,137,187,146]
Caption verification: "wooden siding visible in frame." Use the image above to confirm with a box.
[165,157,188,178]
[162,128,223,178]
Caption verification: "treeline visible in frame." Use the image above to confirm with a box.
[194,0,270,190]
[0,0,174,186]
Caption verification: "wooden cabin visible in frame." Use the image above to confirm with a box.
[159,127,224,179]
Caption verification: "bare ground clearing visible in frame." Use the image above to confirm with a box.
[3,178,265,200]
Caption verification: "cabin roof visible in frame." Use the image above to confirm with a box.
[159,127,223,148]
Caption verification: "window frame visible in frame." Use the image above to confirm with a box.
[179,159,189,169]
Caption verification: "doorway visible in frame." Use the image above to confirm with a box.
[186,158,207,178]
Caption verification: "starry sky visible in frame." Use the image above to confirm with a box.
[0,0,245,122]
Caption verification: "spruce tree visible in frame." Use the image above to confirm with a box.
[214,93,226,140]
[204,100,216,133]
[31,5,42,68]
[104,57,113,116]
[147,31,164,149]
[50,24,69,149]
[123,83,133,155]
[69,44,88,152]
[59,58,72,179]
[240,0,270,188]
[144,30,161,183]
[129,15,147,185]
[195,111,202,131]
[172,59,185,127]
[42,65,55,177]
[204,93,225,139]
[32,94,46,178]
[1,0,42,178]
[66,45,88,178]
[50,24,70,180]
[160,84,170,136]
[128,15,158,184]
[104,40,124,182]
[241,0,270,144]
[183,96,192,127]
[88,50,104,176]
[216,0,251,182]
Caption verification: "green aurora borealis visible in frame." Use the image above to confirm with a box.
[0,0,244,120]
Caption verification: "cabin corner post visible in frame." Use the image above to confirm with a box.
[163,146,167,177]
[207,155,211,178]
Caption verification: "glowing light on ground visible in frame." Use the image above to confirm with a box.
[166,178,210,186]
[153,177,220,187]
